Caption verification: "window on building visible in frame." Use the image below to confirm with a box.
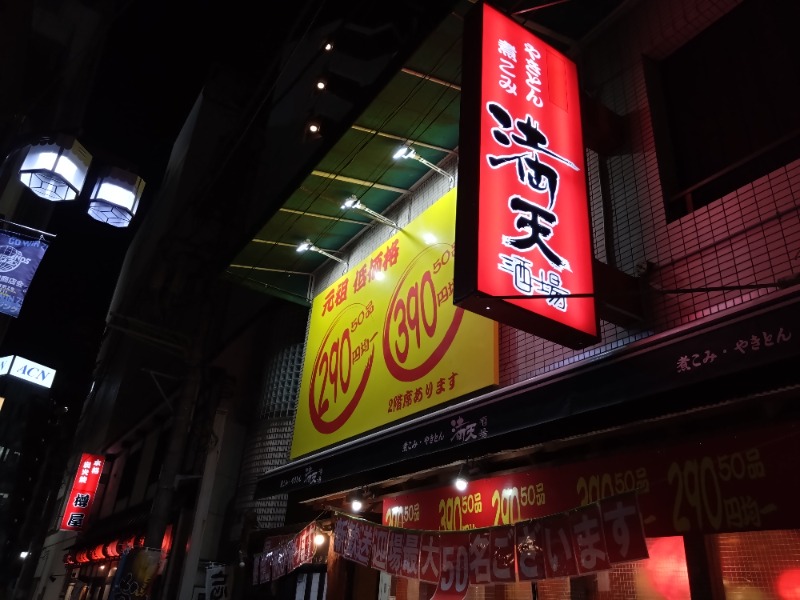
[647,0,800,221]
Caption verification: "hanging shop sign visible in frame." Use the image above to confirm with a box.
[291,189,499,458]
[0,231,49,318]
[59,453,104,531]
[455,2,598,349]
[383,420,800,537]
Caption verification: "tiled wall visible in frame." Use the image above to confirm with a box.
[500,0,800,386]
[235,343,305,528]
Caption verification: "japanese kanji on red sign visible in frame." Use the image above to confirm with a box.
[59,453,105,531]
[332,493,646,589]
[455,1,598,349]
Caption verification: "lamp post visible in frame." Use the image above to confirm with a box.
[0,134,147,599]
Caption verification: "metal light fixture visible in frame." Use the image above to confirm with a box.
[18,135,93,201]
[341,195,399,229]
[87,166,146,228]
[393,144,455,188]
[297,239,347,266]
[454,464,469,492]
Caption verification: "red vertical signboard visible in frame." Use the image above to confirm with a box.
[455,2,598,348]
[60,453,104,531]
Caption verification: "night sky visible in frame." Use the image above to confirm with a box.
[0,0,222,412]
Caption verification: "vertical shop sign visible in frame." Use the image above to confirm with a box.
[205,563,229,599]
[59,453,104,531]
[0,231,49,318]
[455,2,598,348]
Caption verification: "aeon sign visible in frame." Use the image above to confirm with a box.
[0,354,56,388]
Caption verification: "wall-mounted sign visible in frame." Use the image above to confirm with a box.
[383,420,800,537]
[0,354,56,388]
[455,2,598,349]
[60,453,104,531]
[290,189,499,458]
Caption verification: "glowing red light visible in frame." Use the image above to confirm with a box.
[643,537,690,600]
[778,568,800,599]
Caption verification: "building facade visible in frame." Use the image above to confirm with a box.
[20,0,800,599]
[249,0,800,599]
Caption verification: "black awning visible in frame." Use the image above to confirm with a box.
[255,288,800,500]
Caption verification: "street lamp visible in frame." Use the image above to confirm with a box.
[18,135,92,202]
[16,135,146,228]
[87,166,146,228]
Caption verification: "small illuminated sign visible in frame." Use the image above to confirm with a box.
[0,355,56,388]
[455,3,598,348]
[60,453,105,532]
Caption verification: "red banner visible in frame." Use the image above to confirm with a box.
[383,422,800,536]
[249,495,649,589]
[333,496,646,587]
[291,523,317,570]
[419,533,441,583]
[59,453,104,531]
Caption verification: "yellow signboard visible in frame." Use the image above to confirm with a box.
[290,189,499,458]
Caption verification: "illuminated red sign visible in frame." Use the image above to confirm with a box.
[455,2,598,348]
[59,453,104,531]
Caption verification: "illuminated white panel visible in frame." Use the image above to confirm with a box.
[9,355,56,388]
[0,356,13,375]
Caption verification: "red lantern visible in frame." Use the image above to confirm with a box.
[104,539,121,558]
[90,544,105,561]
